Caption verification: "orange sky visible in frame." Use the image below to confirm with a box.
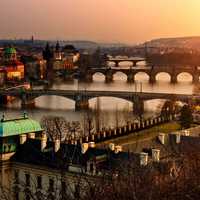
[1,0,200,43]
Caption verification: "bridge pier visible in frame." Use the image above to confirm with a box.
[149,75,156,84]
[85,73,93,82]
[127,73,135,83]
[193,74,199,84]
[105,72,113,83]
[133,99,144,116]
[75,99,89,111]
[114,61,119,67]
[171,75,177,84]
[132,61,137,67]
[21,98,35,109]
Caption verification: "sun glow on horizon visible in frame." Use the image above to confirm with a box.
[0,0,200,43]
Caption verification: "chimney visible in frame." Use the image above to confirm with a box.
[140,152,148,166]
[108,143,115,151]
[28,132,35,139]
[158,133,165,144]
[114,145,122,154]
[81,143,89,154]
[176,133,181,144]
[152,149,160,162]
[20,134,27,144]
[54,139,60,152]
[183,130,190,136]
[88,142,95,148]
[41,133,47,151]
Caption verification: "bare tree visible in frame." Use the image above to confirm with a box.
[41,116,82,142]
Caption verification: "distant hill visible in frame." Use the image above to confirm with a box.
[145,36,200,50]
[57,40,126,49]
[0,39,127,50]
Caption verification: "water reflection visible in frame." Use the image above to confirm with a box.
[1,66,196,128]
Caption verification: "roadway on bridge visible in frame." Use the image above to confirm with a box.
[0,89,196,102]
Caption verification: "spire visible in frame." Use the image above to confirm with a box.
[45,42,50,52]
[56,41,60,51]
[43,42,53,60]
[31,35,34,44]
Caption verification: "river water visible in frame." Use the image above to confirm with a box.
[1,61,196,128]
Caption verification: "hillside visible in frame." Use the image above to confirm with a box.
[146,36,200,50]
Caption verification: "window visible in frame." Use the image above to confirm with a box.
[25,174,30,187]
[49,178,54,191]
[37,176,42,189]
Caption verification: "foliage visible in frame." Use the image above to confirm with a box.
[179,105,193,129]
[161,100,180,118]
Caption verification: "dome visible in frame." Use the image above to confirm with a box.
[4,47,17,55]
[0,116,43,137]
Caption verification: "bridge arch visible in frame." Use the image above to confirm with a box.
[176,72,193,82]
[136,61,146,66]
[155,72,171,82]
[117,61,134,67]
[92,72,106,82]
[89,96,133,105]
[32,95,75,109]
[113,71,128,81]
[144,99,185,114]
[134,72,150,82]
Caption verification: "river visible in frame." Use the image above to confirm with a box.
[1,61,196,128]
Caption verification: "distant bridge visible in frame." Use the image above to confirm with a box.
[85,65,200,83]
[0,89,196,115]
[108,57,145,67]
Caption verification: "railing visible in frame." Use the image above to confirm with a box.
[65,115,175,145]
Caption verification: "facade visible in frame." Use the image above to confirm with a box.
[0,47,24,85]
[1,114,200,199]
[0,114,43,199]
[43,42,79,72]
[0,115,122,199]
[53,43,79,71]
[21,55,45,81]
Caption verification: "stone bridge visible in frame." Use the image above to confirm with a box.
[84,65,200,83]
[108,57,145,67]
[0,89,196,115]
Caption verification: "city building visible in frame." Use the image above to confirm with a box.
[0,47,24,85]
[21,55,45,81]
[43,42,79,71]
[1,113,199,199]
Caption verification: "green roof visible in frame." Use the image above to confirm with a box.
[4,47,17,54]
[0,117,43,137]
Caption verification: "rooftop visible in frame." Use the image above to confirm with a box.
[0,115,43,138]
[4,47,17,55]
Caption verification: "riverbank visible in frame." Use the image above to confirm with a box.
[97,121,181,147]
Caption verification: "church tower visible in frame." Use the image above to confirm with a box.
[43,42,54,79]
[54,41,62,60]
